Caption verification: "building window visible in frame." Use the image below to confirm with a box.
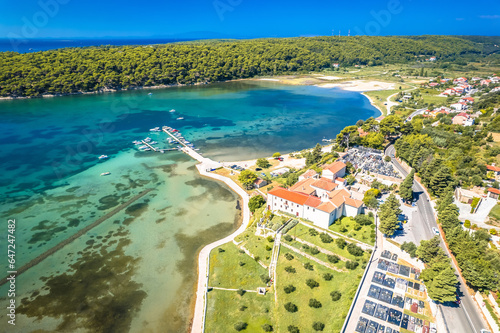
[313,209,315,212]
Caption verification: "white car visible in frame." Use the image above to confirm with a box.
[432,227,440,235]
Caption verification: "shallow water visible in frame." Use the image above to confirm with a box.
[0,81,378,332]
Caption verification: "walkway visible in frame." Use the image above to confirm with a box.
[281,242,346,272]
[190,163,251,333]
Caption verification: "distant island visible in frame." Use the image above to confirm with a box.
[1,35,499,98]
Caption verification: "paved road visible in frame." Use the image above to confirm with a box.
[386,145,487,333]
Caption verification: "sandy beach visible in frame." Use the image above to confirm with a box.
[316,80,395,92]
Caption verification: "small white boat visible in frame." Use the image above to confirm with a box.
[139,145,148,149]
[100,172,111,176]
[150,141,158,145]
[170,109,176,112]
[149,127,160,132]
[132,140,141,145]
[144,148,151,151]
[148,92,153,96]
[98,155,108,160]
[144,137,152,142]
[176,117,184,120]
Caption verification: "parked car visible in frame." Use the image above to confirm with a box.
[432,227,440,235]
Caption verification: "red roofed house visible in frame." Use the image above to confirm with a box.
[267,161,364,228]
[429,82,439,87]
[453,77,468,84]
[488,187,500,200]
[481,79,492,86]
[487,165,500,181]
[254,178,268,189]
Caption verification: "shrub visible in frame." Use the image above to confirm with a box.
[265,245,272,251]
[310,247,320,255]
[284,302,298,313]
[464,220,471,228]
[239,305,247,311]
[312,322,325,331]
[368,211,374,218]
[239,261,245,266]
[234,322,248,331]
[285,266,296,273]
[327,254,340,263]
[309,228,319,236]
[306,279,319,289]
[330,291,342,301]
[401,241,417,257]
[304,262,314,270]
[254,256,261,262]
[491,229,497,235]
[237,289,246,296]
[302,244,310,250]
[346,260,359,270]
[284,253,294,260]
[320,233,333,243]
[239,249,245,253]
[353,223,362,231]
[218,248,225,253]
[287,325,300,333]
[262,324,273,332]
[336,238,347,249]
[261,274,271,284]
[267,235,274,243]
[347,243,364,256]
[284,234,293,242]
[284,284,296,294]
[323,273,333,281]
[309,298,322,308]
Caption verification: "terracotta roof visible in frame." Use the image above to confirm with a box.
[336,177,345,182]
[329,188,351,207]
[254,178,266,185]
[301,169,317,179]
[324,161,346,174]
[457,112,468,117]
[488,187,500,195]
[487,165,500,172]
[357,128,369,137]
[345,197,364,208]
[311,179,338,192]
[317,201,336,213]
[268,187,311,205]
[304,196,321,208]
[289,178,317,195]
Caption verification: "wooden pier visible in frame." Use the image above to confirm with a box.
[141,140,158,152]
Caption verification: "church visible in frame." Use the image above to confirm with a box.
[267,161,364,229]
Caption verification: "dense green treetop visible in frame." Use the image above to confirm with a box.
[0,35,486,97]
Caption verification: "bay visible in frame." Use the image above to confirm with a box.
[0,80,379,332]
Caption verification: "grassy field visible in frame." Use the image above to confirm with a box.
[274,246,362,332]
[205,288,275,332]
[236,228,275,266]
[209,242,268,290]
[292,222,372,261]
[328,216,376,246]
[489,204,500,221]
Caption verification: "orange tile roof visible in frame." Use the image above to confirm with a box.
[487,165,500,172]
[324,161,346,174]
[317,201,336,213]
[304,196,321,208]
[345,197,364,208]
[301,169,317,179]
[289,178,317,195]
[329,188,350,207]
[336,177,345,182]
[268,187,311,205]
[311,179,338,191]
[488,187,500,195]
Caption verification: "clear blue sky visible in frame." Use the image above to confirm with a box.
[0,0,499,39]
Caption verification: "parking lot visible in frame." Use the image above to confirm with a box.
[352,250,435,333]
[341,147,401,179]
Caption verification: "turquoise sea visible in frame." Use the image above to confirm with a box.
[0,80,379,332]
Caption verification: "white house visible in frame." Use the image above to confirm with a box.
[450,102,467,111]
[266,161,363,229]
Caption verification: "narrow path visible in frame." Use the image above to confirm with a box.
[191,163,251,333]
[281,242,347,272]
[386,84,418,115]
[208,287,257,292]
[0,188,154,286]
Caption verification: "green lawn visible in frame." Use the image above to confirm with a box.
[274,247,362,332]
[292,222,372,261]
[205,289,275,332]
[489,204,500,221]
[283,238,349,270]
[209,242,268,290]
[328,216,376,246]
